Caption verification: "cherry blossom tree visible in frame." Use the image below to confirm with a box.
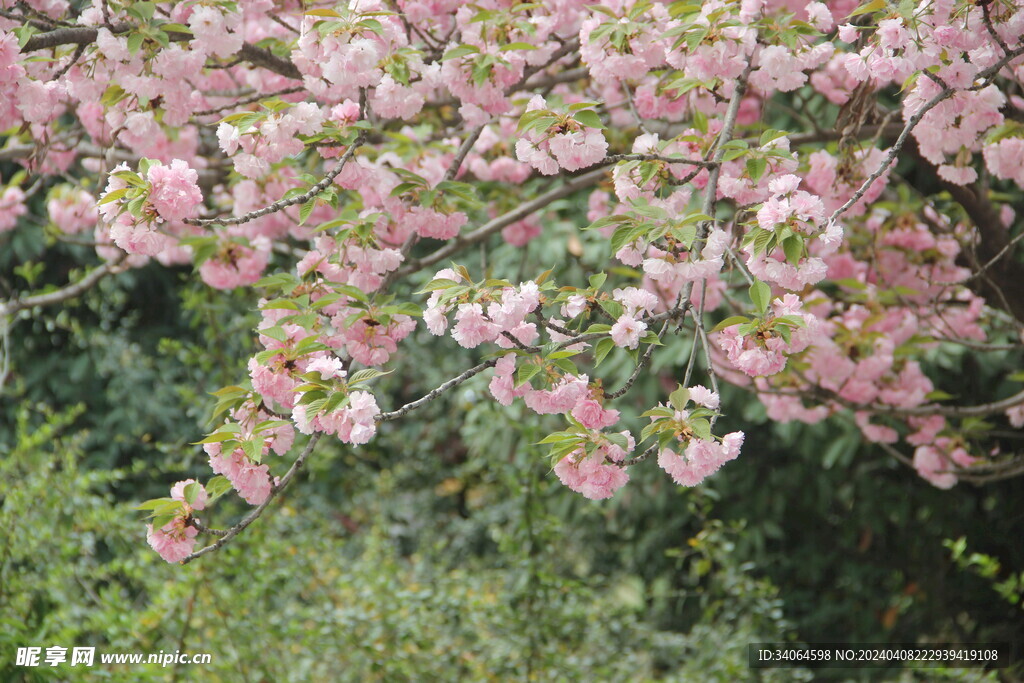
[1,0,1023,564]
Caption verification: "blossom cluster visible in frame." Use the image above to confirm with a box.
[98,159,203,256]
[143,480,208,564]
[3,0,1022,564]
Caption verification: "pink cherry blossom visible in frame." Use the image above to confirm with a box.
[610,315,646,349]
[146,159,203,222]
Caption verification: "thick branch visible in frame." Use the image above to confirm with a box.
[0,255,126,317]
[21,23,302,80]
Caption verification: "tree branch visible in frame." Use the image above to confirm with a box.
[0,255,126,317]
[604,320,669,400]
[829,44,1024,225]
[376,358,499,422]
[395,166,608,277]
[21,23,303,80]
[184,133,366,226]
[180,433,323,564]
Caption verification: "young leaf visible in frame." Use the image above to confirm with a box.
[749,280,772,315]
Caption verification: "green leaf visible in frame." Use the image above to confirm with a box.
[135,497,178,512]
[588,272,607,290]
[925,390,954,401]
[348,368,393,385]
[442,44,481,61]
[690,418,712,441]
[253,419,292,433]
[126,32,145,56]
[605,432,629,450]
[610,224,650,255]
[126,195,147,217]
[132,1,156,21]
[299,198,317,225]
[159,22,193,34]
[151,514,177,531]
[851,0,886,16]
[416,278,459,294]
[499,41,538,51]
[746,156,767,183]
[332,284,370,303]
[13,24,38,48]
[241,438,264,464]
[641,406,675,418]
[321,391,350,415]
[593,337,615,367]
[573,110,605,129]
[749,280,772,315]
[98,188,128,205]
[781,235,803,265]
[536,431,580,445]
[183,482,200,505]
[192,431,240,445]
[515,363,542,387]
[710,315,750,332]
[261,298,300,311]
[669,385,690,411]
[206,475,233,500]
[598,299,624,320]
[305,7,342,17]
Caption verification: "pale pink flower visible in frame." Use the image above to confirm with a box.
[554,449,629,500]
[170,479,208,511]
[147,518,198,563]
[452,303,499,348]
[147,159,202,222]
[207,445,276,505]
[913,445,957,489]
[610,315,646,349]
[0,186,27,233]
[688,385,720,410]
[571,398,620,430]
[547,129,608,172]
[109,215,170,256]
[936,164,977,186]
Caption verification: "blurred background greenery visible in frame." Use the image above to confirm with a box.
[1,182,1021,682]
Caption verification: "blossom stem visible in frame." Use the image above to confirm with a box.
[180,433,323,564]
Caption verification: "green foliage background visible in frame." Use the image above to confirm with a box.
[1,170,1021,682]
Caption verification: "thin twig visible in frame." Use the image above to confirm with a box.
[604,319,669,399]
[829,44,1024,224]
[443,124,484,182]
[981,2,1012,56]
[503,37,581,96]
[184,132,366,226]
[180,433,323,564]
[690,302,720,412]
[0,254,126,316]
[192,86,306,118]
[377,358,499,421]
[188,517,227,537]
[395,166,608,277]
[619,442,659,467]
[51,42,85,80]
[932,229,1024,286]
[603,153,718,168]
